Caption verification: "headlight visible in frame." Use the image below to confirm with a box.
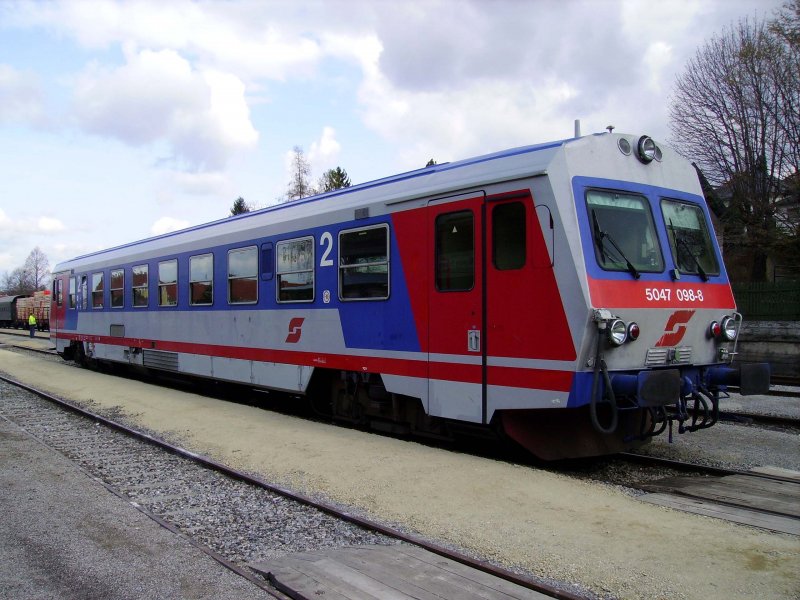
[636,135,657,164]
[607,319,627,346]
[720,316,738,341]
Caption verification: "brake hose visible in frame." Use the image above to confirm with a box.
[590,333,619,434]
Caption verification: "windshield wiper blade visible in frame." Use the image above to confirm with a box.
[669,220,708,281]
[591,210,607,263]
[592,210,640,280]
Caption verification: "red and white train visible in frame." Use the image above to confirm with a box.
[50,132,769,459]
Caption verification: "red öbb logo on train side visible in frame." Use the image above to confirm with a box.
[285,317,305,343]
[655,310,695,347]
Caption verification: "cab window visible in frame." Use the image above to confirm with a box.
[587,190,663,274]
[661,199,720,278]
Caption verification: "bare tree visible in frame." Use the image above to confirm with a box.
[770,0,800,252]
[286,146,315,201]
[24,247,49,290]
[669,13,799,281]
[1,267,33,296]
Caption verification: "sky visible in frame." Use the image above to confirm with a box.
[0,0,784,276]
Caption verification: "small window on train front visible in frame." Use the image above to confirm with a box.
[661,199,720,278]
[69,277,76,309]
[132,264,149,307]
[190,253,214,306]
[277,237,314,303]
[91,273,104,309]
[110,269,124,308]
[436,211,474,291]
[228,246,258,304]
[493,202,526,270]
[586,190,664,273]
[55,279,63,306]
[158,259,178,307]
[339,225,389,300]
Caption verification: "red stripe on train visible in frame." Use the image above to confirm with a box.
[52,332,573,391]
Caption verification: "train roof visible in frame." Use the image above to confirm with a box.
[53,132,695,273]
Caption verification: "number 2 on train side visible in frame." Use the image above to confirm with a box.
[320,232,334,267]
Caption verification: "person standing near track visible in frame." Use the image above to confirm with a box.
[28,313,36,338]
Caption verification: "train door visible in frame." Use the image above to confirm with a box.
[427,193,485,423]
[51,272,68,333]
[484,192,575,416]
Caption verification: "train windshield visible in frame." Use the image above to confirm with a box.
[587,190,664,275]
[661,199,720,279]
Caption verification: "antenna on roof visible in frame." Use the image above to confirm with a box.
[606,125,615,133]
[574,119,581,138]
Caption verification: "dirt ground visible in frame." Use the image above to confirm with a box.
[1,348,798,600]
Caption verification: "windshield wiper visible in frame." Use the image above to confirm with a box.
[669,220,708,281]
[591,210,640,280]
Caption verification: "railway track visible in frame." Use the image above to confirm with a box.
[717,409,800,429]
[0,373,585,600]
[616,452,800,536]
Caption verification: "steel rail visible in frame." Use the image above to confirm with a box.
[717,411,800,429]
[0,372,587,600]
[618,452,799,484]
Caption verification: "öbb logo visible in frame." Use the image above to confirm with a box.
[655,310,695,347]
[285,317,305,343]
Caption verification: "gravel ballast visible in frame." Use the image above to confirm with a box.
[1,348,798,600]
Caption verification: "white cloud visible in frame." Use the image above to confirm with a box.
[0,252,14,272]
[151,216,190,236]
[37,217,65,232]
[308,126,341,174]
[0,208,65,235]
[169,171,232,197]
[9,0,325,80]
[0,64,46,126]
[643,42,674,93]
[72,48,258,171]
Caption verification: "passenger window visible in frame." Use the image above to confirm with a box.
[228,246,258,304]
[132,265,149,307]
[436,211,473,291]
[69,277,76,309]
[55,279,63,307]
[190,254,214,306]
[91,273,104,308]
[339,225,389,300]
[277,237,314,302]
[158,260,178,307]
[493,202,526,270]
[110,269,124,308]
